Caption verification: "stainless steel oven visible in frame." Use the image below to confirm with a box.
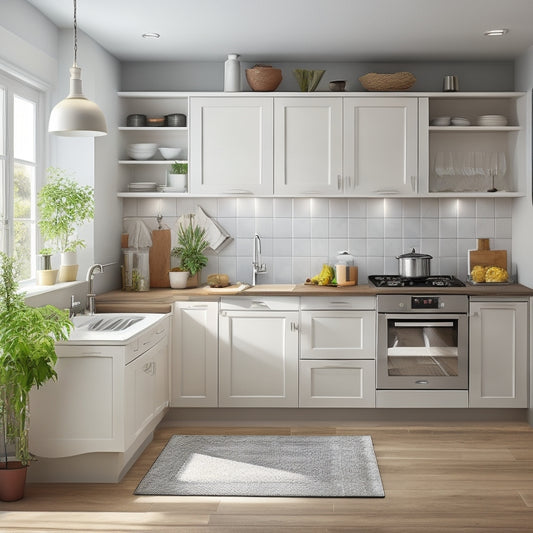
[376,294,468,390]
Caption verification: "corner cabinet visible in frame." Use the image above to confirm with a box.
[218,297,299,407]
[469,298,528,408]
[189,97,274,195]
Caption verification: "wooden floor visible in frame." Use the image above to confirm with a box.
[1,422,533,532]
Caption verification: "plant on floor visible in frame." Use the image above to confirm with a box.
[0,252,72,497]
[171,219,209,276]
[37,167,95,254]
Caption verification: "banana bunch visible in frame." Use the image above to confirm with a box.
[309,264,336,285]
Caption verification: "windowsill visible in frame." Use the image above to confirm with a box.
[22,280,87,297]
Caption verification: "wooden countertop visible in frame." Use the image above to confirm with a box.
[95,282,533,312]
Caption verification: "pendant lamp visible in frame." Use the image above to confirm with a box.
[48,0,107,137]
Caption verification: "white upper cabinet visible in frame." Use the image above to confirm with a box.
[274,98,343,195]
[190,97,274,195]
[344,97,419,195]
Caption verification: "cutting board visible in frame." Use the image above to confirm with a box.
[468,238,507,270]
[149,229,171,287]
[204,283,250,294]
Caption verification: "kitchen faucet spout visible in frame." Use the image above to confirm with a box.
[252,233,267,286]
[86,263,103,315]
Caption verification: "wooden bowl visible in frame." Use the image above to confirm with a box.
[246,65,282,91]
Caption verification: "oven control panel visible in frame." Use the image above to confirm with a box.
[411,296,439,309]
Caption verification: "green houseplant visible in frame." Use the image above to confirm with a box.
[170,221,209,288]
[167,161,188,191]
[0,253,72,500]
[37,167,95,282]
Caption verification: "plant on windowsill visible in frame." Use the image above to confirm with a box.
[170,219,209,289]
[37,168,95,283]
[0,253,72,501]
[36,247,58,286]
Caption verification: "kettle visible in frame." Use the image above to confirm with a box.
[335,251,358,286]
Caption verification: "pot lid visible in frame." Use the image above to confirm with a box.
[397,248,433,260]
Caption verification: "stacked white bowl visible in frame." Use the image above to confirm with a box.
[127,143,158,160]
[158,147,182,160]
[477,115,507,126]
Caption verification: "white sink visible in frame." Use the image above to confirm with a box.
[60,313,167,345]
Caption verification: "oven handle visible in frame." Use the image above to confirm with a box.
[393,321,454,328]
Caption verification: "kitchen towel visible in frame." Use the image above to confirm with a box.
[123,219,152,249]
[135,434,384,497]
[176,207,231,253]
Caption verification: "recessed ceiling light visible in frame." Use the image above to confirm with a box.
[142,32,160,39]
[483,29,509,37]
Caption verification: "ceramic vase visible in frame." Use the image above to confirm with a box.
[224,53,241,92]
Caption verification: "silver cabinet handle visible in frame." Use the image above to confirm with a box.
[337,174,342,190]
[290,322,299,332]
[373,189,401,195]
[411,175,418,192]
[222,189,253,195]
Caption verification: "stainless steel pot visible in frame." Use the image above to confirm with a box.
[397,248,432,278]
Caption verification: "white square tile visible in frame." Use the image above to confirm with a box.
[236,217,254,238]
[403,218,421,239]
[366,198,385,218]
[402,238,420,252]
[329,198,348,217]
[273,217,293,238]
[310,198,329,218]
[439,218,457,238]
[293,238,311,257]
[158,198,178,217]
[348,218,367,238]
[439,257,458,277]
[293,218,311,238]
[272,258,292,283]
[439,198,458,218]
[254,198,273,218]
[311,218,329,238]
[384,198,402,218]
[348,198,367,218]
[420,199,439,218]
[476,198,495,218]
[475,218,494,238]
[383,238,403,257]
[218,257,237,281]
[273,238,292,257]
[366,257,385,276]
[237,197,255,217]
[218,198,237,217]
[348,238,367,257]
[255,217,273,238]
[292,258,310,282]
[122,198,138,217]
[310,257,329,276]
[421,218,438,238]
[494,198,513,217]
[384,218,402,238]
[495,218,512,239]
[457,218,476,238]
[457,198,476,218]
[329,217,348,238]
[367,238,384,256]
[402,198,420,217]
[196,198,218,216]
[329,239,349,258]
[273,198,293,218]
[457,238,476,258]
[236,257,255,285]
[439,238,457,257]
[217,217,237,237]
[311,238,329,256]
[367,218,384,238]
[419,238,439,258]
[218,239,236,257]
[293,198,311,218]
[236,237,253,257]
[383,256,398,275]
[138,198,163,217]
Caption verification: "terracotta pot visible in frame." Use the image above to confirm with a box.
[245,65,282,92]
[0,462,27,501]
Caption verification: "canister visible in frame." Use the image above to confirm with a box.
[335,251,358,286]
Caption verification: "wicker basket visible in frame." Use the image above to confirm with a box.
[359,72,416,91]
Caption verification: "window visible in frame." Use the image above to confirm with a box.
[0,72,44,282]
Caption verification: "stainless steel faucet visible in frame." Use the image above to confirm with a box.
[86,264,103,315]
[252,233,267,286]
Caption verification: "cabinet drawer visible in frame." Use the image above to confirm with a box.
[220,296,299,311]
[125,315,170,364]
[300,296,375,310]
[299,360,375,408]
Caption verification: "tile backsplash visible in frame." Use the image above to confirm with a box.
[123,197,513,285]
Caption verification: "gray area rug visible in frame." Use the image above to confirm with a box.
[135,435,384,497]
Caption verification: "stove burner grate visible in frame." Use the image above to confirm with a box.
[369,275,465,288]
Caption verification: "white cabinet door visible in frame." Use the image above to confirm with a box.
[300,310,376,360]
[190,97,273,194]
[274,98,343,195]
[171,302,218,407]
[469,300,528,408]
[344,97,418,195]
[219,310,299,407]
[299,360,375,407]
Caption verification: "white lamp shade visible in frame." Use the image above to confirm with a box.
[49,66,107,137]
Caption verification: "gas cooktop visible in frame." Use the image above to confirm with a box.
[368,275,465,288]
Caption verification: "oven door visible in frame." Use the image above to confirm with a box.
[377,313,468,389]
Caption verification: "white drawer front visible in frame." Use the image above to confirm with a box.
[300,296,376,310]
[220,296,299,311]
[299,360,375,408]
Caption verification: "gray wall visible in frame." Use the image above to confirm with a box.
[121,60,514,92]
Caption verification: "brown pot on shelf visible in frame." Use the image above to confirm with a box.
[245,65,282,91]
[0,462,27,501]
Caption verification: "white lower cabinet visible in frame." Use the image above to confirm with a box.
[219,297,299,407]
[469,299,528,408]
[299,360,375,407]
[171,302,218,407]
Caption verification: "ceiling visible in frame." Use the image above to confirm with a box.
[27,0,533,63]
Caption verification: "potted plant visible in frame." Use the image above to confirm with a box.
[36,247,58,286]
[167,161,188,191]
[170,221,209,288]
[0,253,72,501]
[37,167,95,282]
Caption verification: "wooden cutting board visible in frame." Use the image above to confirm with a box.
[149,229,171,287]
[468,238,507,270]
